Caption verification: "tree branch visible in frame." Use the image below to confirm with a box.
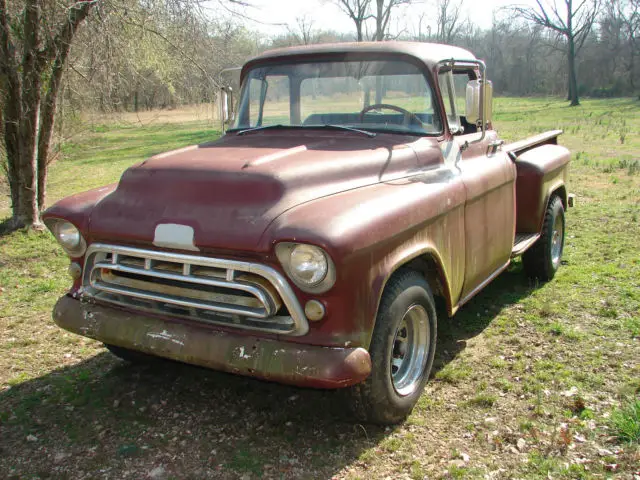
[121,18,220,89]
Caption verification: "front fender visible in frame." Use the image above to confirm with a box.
[42,183,117,235]
[259,167,466,348]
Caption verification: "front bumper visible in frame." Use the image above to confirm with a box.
[53,296,372,389]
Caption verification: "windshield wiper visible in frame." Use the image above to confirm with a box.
[234,123,376,138]
[235,124,291,136]
[317,124,376,137]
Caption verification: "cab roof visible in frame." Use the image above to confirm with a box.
[247,41,477,69]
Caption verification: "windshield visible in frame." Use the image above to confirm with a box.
[232,59,442,136]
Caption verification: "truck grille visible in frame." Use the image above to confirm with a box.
[81,244,309,335]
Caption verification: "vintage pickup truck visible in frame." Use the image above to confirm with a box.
[44,42,571,424]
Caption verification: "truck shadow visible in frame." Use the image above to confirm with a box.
[432,262,536,377]
[0,265,535,479]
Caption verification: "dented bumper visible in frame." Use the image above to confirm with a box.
[53,296,372,389]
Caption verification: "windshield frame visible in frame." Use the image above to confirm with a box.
[227,53,443,137]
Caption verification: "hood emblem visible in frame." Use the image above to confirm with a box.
[153,224,199,252]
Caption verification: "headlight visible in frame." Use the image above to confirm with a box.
[46,219,87,257]
[275,242,336,293]
[290,244,328,285]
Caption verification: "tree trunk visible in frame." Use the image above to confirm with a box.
[568,36,580,106]
[629,48,636,91]
[1,101,21,223]
[375,0,385,41]
[1,0,95,229]
[16,0,43,227]
[375,76,383,104]
[37,33,75,210]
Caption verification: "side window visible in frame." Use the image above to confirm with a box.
[438,70,460,134]
[438,69,474,135]
[452,72,471,117]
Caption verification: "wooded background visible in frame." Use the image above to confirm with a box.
[0,0,638,228]
[63,0,639,113]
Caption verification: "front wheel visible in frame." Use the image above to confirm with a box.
[523,195,565,281]
[348,270,437,425]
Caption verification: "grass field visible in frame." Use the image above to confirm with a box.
[1,97,639,479]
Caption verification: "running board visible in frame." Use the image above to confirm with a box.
[512,233,540,257]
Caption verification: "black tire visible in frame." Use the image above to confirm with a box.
[104,344,158,364]
[523,195,565,281]
[348,270,437,425]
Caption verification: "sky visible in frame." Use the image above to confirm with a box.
[241,0,537,38]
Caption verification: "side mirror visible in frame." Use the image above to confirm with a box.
[465,79,493,127]
[220,87,234,132]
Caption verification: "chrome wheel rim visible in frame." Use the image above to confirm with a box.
[391,304,430,396]
[551,213,564,268]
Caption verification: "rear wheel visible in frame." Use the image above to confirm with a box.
[348,270,437,425]
[523,195,565,281]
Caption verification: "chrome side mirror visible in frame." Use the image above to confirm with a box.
[465,79,493,127]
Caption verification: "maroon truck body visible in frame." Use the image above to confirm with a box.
[44,42,571,412]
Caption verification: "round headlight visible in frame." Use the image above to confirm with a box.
[289,244,328,286]
[55,222,81,250]
[47,220,86,257]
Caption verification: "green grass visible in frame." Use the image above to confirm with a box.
[0,121,219,219]
[1,97,640,478]
[49,122,218,208]
[611,399,640,444]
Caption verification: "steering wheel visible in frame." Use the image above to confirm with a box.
[359,104,425,128]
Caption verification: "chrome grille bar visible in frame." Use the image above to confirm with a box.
[89,281,267,318]
[91,261,275,317]
[81,243,309,336]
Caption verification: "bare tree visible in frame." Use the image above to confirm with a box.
[603,0,639,91]
[372,0,412,41]
[436,0,467,44]
[1,0,256,229]
[332,0,372,41]
[510,0,601,106]
[413,12,432,41]
[0,0,97,229]
[289,15,316,45]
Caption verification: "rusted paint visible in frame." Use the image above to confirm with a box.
[54,295,372,388]
[80,132,426,252]
[515,144,571,233]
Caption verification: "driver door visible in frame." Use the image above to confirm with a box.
[438,67,517,302]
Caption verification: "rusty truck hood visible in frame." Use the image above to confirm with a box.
[88,130,423,251]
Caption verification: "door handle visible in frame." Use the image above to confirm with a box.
[488,139,504,156]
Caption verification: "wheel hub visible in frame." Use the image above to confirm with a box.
[391,304,430,396]
[551,213,564,267]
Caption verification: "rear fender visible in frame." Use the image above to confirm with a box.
[514,144,570,233]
